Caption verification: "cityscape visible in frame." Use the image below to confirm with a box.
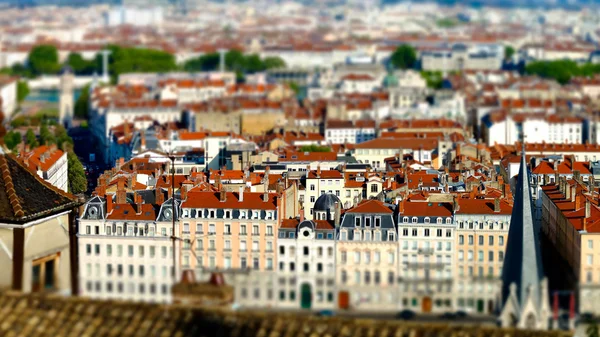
[1,0,600,336]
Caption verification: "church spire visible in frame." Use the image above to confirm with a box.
[500,146,548,328]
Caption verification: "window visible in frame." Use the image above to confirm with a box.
[478,251,483,262]
[499,236,504,245]
[354,271,361,285]
[489,236,494,245]
[341,251,347,264]
[209,224,216,234]
[364,251,371,264]
[86,244,91,255]
[468,235,473,245]
[253,258,259,269]
[95,244,100,255]
[468,250,473,261]
[128,245,134,257]
[424,229,430,237]
[241,225,247,235]
[253,225,259,235]
[303,246,309,256]
[365,271,371,284]
[354,251,361,263]
[489,251,494,261]
[499,251,504,262]
[355,217,361,227]
[290,262,295,271]
[458,250,464,261]
[436,229,442,237]
[31,253,59,292]
[478,236,484,245]
[196,223,203,233]
[388,252,394,264]
[375,217,381,227]
[341,270,348,283]
[139,246,144,258]
[459,235,464,244]
[588,255,594,266]
[303,263,309,272]
[446,230,451,237]
[374,251,381,264]
[241,257,247,269]
[589,240,594,249]
[252,241,258,251]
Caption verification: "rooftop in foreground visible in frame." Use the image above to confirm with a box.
[0,291,573,337]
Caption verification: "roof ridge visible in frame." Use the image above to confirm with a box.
[0,154,24,218]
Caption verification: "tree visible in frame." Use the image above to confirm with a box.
[28,45,60,75]
[75,84,90,119]
[3,131,21,150]
[109,45,178,82]
[286,81,300,95]
[263,56,286,70]
[17,81,29,102]
[504,46,515,60]
[183,53,220,72]
[420,71,443,89]
[66,52,97,75]
[25,128,38,148]
[225,50,247,73]
[390,45,417,70]
[299,144,331,152]
[39,124,55,146]
[67,152,87,194]
[54,125,73,151]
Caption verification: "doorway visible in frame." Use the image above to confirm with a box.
[422,296,432,313]
[301,283,312,309]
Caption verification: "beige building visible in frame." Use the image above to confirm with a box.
[180,187,284,307]
[0,150,81,294]
[454,196,512,314]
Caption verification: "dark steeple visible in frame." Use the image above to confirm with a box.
[501,148,545,310]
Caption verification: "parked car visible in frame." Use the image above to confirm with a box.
[396,310,416,320]
[440,312,457,320]
[455,310,468,319]
[317,310,335,317]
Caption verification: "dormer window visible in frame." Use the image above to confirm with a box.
[403,217,408,223]
[224,210,231,219]
[355,217,361,227]
[210,210,215,218]
[412,217,418,224]
[388,232,395,241]
[446,218,452,224]
[437,218,442,224]
[365,218,371,227]
[424,217,430,224]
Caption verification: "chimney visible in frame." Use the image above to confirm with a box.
[106,194,114,213]
[574,170,581,182]
[116,187,127,205]
[316,164,321,178]
[571,185,576,203]
[135,192,143,213]
[156,188,164,205]
[140,130,146,151]
[398,198,405,214]
[334,201,341,227]
[181,185,188,201]
[453,195,460,212]
[299,208,305,222]
[586,199,591,219]
[576,193,583,210]
[239,186,244,202]
[220,189,227,202]
[565,182,571,201]
[494,198,501,212]
[128,175,136,190]
[263,191,269,202]
[470,185,477,199]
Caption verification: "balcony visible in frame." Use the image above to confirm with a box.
[417,248,434,255]
[404,262,446,269]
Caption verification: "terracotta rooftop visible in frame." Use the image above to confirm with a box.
[0,150,80,224]
[0,291,572,337]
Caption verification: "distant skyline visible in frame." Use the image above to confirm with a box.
[0,0,599,8]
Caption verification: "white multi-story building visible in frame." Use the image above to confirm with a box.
[325,120,377,144]
[78,186,179,303]
[0,76,17,120]
[21,145,68,192]
[277,210,337,310]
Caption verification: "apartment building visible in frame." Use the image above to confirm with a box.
[397,198,454,313]
[78,185,178,303]
[179,187,282,308]
[278,208,337,310]
[337,200,399,311]
[541,178,600,314]
[325,119,377,145]
[454,195,512,314]
[303,168,344,220]
[20,145,69,192]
